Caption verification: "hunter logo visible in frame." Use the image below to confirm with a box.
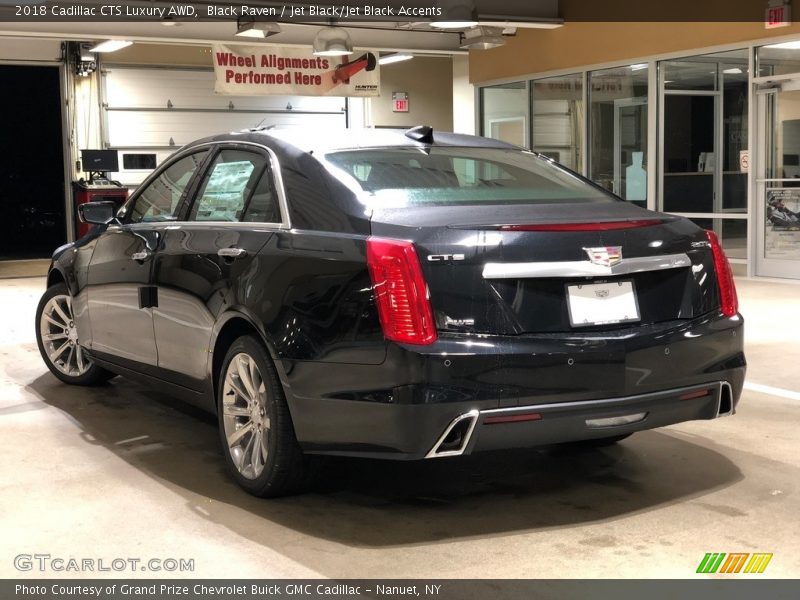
[696,552,773,574]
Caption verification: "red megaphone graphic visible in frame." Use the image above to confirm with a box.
[332,52,377,84]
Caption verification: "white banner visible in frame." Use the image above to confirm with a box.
[212,44,380,97]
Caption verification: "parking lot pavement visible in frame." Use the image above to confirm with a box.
[1,276,797,578]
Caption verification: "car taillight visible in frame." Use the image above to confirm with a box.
[366,237,437,345]
[706,230,739,317]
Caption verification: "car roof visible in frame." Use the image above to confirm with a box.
[191,126,520,156]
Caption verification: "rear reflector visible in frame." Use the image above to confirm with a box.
[484,412,542,425]
[366,237,437,345]
[499,219,664,232]
[679,389,712,401]
[706,230,739,318]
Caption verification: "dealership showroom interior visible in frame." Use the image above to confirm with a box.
[2,0,800,586]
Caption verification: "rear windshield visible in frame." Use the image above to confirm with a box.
[323,147,615,207]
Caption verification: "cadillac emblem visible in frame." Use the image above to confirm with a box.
[584,246,623,267]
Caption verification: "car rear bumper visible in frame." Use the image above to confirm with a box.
[284,313,745,459]
[426,381,733,458]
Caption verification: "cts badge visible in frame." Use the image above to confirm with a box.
[584,246,623,267]
[427,254,465,262]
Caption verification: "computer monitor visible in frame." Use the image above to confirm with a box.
[81,149,119,174]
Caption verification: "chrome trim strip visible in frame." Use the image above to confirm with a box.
[425,410,479,459]
[482,253,692,279]
[263,143,292,230]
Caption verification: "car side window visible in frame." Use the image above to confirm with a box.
[128,150,208,223]
[242,168,279,223]
[189,149,268,222]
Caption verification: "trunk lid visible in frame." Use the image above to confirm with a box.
[370,203,720,335]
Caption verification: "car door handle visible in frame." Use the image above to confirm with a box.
[131,250,152,262]
[218,247,247,259]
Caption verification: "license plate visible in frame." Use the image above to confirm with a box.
[566,280,640,327]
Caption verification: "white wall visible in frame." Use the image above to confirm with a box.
[452,55,475,135]
[369,56,454,131]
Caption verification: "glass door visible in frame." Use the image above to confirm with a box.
[755,83,800,278]
[661,92,720,216]
[658,51,750,264]
[613,97,648,206]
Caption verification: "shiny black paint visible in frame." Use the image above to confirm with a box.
[47,129,746,460]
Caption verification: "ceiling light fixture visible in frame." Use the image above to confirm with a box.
[235,17,281,38]
[312,26,353,56]
[460,27,505,50]
[630,63,648,71]
[88,40,133,53]
[431,0,478,29]
[764,40,800,50]
[477,18,563,30]
[378,53,414,65]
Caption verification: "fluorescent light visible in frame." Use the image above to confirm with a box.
[236,20,281,38]
[460,26,505,50]
[764,40,800,50]
[88,40,133,53]
[630,63,648,71]
[431,20,478,29]
[431,0,477,29]
[378,53,414,65]
[724,67,743,74]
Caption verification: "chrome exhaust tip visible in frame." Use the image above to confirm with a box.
[425,410,479,458]
[716,381,734,418]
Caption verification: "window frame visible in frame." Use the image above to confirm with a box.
[186,146,276,224]
[121,148,212,226]
[118,141,291,229]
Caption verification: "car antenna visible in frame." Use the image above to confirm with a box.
[405,125,434,144]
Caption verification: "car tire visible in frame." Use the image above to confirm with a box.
[35,282,115,386]
[217,334,308,497]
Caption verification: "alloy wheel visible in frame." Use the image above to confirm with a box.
[39,294,91,377]
[221,352,270,480]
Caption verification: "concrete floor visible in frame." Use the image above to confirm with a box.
[1,276,798,579]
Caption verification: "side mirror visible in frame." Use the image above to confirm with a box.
[78,201,117,225]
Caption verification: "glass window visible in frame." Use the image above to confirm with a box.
[661,50,748,215]
[242,170,279,223]
[128,150,208,223]
[722,219,747,260]
[480,82,527,146]
[721,55,749,214]
[531,74,584,172]
[663,60,718,91]
[324,147,614,207]
[757,41,800,77]
[589,64,649,206]
[190,150,268,222]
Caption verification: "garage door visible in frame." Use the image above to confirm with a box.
[102,66,347,185]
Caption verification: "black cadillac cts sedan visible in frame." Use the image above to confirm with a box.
[36,126,745,496]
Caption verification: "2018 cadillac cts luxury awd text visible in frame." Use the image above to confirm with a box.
[36,126,745,496]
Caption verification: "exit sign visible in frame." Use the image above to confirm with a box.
[766,0,791,28]
[392,91,409,113]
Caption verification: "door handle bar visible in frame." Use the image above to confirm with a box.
[218,247,247,259]
[131,250,152,262]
